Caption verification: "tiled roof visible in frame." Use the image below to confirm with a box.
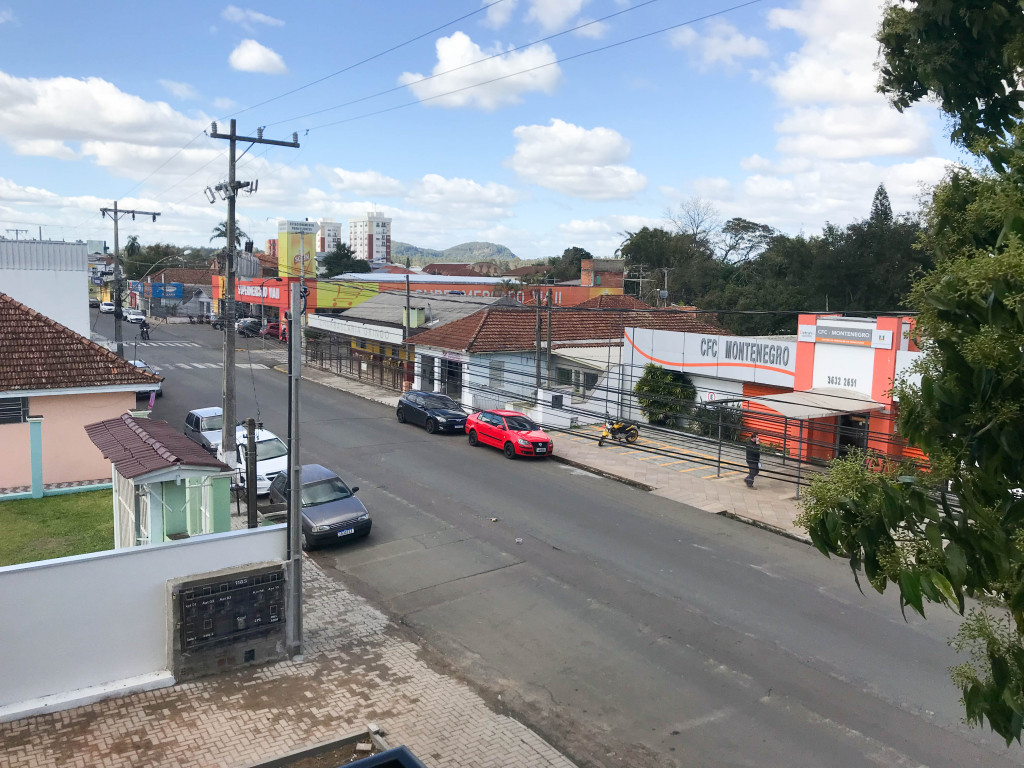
[574,294,652,310]
[85,414,231,480]
[501,265,549,277]
[410,305,725,353]
[422,263,483,277]
[150,268,215,286]
[0,292,163,393]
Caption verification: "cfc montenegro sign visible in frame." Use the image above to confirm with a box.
[278,219,317,279]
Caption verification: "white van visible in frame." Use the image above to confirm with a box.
[233,426,288,496]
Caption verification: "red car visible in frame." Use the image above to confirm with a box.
[465,410,554,459]
[260,322,288,342]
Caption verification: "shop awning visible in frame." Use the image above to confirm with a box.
[553,345,621,371]
[744,387,885,420]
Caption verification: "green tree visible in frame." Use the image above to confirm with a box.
[322,241,370,276]
[494,278,520,298]
[633,363,696,426]
[545,246,592,282]
[209,221,249,248]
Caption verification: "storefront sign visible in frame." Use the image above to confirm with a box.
[815,323,874,346]
[871,329,893,349]
[797,324,816,343]
[239,284,281,300]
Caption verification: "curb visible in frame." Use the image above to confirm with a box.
[549,454,656,492]
[716,509,812,545]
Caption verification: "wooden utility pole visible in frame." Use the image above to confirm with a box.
[208,121,298,461]
[534,291,542,389]
[100,203,161,358]
[545,289,553,387]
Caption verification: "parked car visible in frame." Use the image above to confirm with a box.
[396,391,467,434]
[125,308,146,324]
[268,464,370,550]
[465,410,554,459]
[89,297,100,308]
[233,425,288,496]
[129,359,162,399]
[99,301,115,314]
[184,406,224,453]
[259,322,288,342]
[236,317,262,337]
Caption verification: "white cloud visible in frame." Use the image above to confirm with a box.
[399,32,560,110]
[0,10,13,24]
[229,39,287,74]
[671,21,768,69]
[213,96,236,111]
[482,0,518,29]
[573,19,608,39]
[9,139,77,160]
[527,0,588,32]
[557,214,661,256]
[159,79,198,100]
[329,168,405,197]
[409,173,518,225]
[508,118,646,200]
[0,71,205,153]
[221,6,284,30]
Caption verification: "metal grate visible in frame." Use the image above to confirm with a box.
[0,397,28,425]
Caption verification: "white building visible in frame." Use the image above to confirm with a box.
[349,212,391,263]
[0,240,90,337]
[316,218,342,254]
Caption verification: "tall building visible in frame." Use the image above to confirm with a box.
[316,219,342,253]
[349,212,391,263]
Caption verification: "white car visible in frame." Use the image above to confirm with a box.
[99,301,115,314]
[125,308,146,323]
[233,426,289,496]
[129,359,162,398]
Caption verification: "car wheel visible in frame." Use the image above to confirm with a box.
[301,532,310,551]
[504,442,517,459]
[396,407,406,423]
[156,391,163,398]
[468,430,479,446]
[426,419,438,434]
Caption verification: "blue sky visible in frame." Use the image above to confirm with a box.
[0,0,960,260]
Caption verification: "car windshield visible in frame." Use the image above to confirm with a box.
[504,416,538,431]
[301,478,352,507]
[200,415,223,431]
[241,437,288,462]
[423,395,461,410]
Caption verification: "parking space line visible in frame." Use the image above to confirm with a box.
[679,466,704,473]
[659,459,691,466]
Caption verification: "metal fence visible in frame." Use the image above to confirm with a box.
[305,335,407,391]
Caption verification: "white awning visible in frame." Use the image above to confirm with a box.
[745,387,885,420]
[553,346,621,371]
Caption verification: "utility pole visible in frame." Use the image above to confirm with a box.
[208,120,298,462]
[5,228,27,240]
[245,418,258,529]
[623,264,652,303]
[100,204,161,358]
[286,281,305,657]
[405,275,412,388]
[534,291,542,389]
[658,267,673,307]
[545,289,553,387]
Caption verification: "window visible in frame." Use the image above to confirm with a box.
[556,367,573,387]
[0,397,28,425]
[489,360,505,389]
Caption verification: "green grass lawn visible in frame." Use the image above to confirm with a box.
[0,490,114,567]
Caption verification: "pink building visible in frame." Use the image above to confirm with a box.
[0,292,162,494]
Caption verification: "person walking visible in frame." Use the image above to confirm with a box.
[745,433,761,488]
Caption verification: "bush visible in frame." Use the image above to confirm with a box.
[634,363,696,425]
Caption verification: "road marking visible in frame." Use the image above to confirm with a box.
[704,470,743,479]
[679,466,704,473]
[659,460,691,466]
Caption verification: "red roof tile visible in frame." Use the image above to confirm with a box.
[150,268,216,286]
[410,305,725,353]
[0,292,163,393]
[85,414,231,480]
[574,294,652,310]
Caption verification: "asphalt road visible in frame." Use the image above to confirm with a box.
[102,313,1023,768]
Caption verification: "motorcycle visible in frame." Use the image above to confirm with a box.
[139,323,151,341]
[598,416,639,447]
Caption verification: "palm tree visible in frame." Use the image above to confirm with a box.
[210,221,249,248]
[495,279,520,298]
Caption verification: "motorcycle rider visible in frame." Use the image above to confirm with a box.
[744,433,761,488]
[139,319,151,341]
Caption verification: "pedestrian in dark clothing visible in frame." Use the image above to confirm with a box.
[745,434,761,488]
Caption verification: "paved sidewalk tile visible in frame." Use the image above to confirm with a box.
[0,560,575,768]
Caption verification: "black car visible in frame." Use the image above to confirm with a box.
[268,464,370,550]
[235,317,262,337]
[396,391,467,434]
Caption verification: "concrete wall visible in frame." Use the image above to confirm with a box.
[0,526,287,716]
[0,266,89,338]
[0,390,135,489]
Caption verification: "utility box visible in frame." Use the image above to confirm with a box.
[167,561,289,681]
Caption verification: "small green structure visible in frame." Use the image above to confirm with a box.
[85,414,233,547]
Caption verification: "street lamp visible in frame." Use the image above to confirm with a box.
[259,276,283,350]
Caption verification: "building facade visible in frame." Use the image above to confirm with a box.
[0,240,91,338]
[316,219,342,254]
[350,212,392,263]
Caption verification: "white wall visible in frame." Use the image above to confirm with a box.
[0,526,287,713]
[1,268,89,337]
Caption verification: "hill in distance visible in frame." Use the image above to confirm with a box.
[392,241,523,266]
